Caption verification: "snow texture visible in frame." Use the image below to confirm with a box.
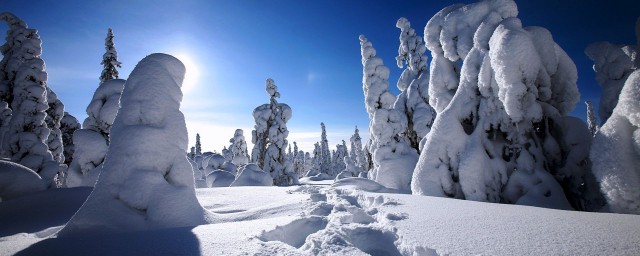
[586,100,599,136]
[66,79,124,187]
[0,160,47,201]
[229,129,249,166]
[44,87,64,165]
[591,69,640,214]
[412,0,584,210]
[206,170,235,188]
[231,163,273,187]
[58,53,210,236]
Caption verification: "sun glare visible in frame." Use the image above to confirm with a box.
[173,53,200,94]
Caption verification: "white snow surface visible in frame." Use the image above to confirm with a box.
[230,163,273,187]
[1,184,639,255]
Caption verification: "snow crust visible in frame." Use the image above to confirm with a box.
[58,53,210,236]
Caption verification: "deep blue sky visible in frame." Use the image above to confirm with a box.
[1,0,638,152]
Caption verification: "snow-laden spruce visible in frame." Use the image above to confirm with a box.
[319,122,332,177]
[591,69,640,214]
[585,101,599,136]
[59,53,211,236]
[589,20,640,214]
[195,133,202,156]
[360,35,418,192]
[45,87,65,164]
[412,0,600,210]
[99,28,122,83]
[393,17,436,152]
[0,12,58,184]
[349,126,366,175]
[331,140,348,176]
[229,129,249,166]
[60,112,80,166]
[251,79,295,185]
[66,79,125,187]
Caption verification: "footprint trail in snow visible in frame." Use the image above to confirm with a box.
[258,185,437,255]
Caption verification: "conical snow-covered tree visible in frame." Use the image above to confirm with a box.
[45,87,64,164]
[349,126,366,175]
[305,142,322,177]
[293,150,306,179]
[60,112,80,166]
[229,129,249,166]
[412,0,598,210]
[319,122,332,176]
[0,12,58,183]
[99,28,122,83]
[585,101,599,136]
[59,53,210,236]
[360,35,418,191]
[393,17,436,152]
[195,133,202,156]
[66,79,124,187]
[251,79,295,185]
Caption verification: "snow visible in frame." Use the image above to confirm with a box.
[205,170,235,187]
[230,163,273,187]
[2,183,640,255]
[58,53,211,236]
[0,160,47,201]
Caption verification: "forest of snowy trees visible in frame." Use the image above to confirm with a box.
[1,0,639,229]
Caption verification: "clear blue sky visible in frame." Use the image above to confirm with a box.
[1,0,638,152]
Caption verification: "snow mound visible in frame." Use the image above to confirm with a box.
[332,178,402,194]
[206,170,235,187]
[58,53,211,237]
[231,163,273,187]
[0,160,47,201]
[65,130,108,187]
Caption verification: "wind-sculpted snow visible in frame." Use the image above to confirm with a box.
[412,0,594,210]
[231,163,273,187]
[0,160,47,201]
[58,53,210,236]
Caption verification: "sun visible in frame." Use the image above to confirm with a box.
[173,53,200,94]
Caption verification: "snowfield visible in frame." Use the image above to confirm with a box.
[1,182,639,255]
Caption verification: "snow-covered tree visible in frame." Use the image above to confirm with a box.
[305,142,322,177]
[589,19,640,214]
[229,129,249,166]
[251,78,295,185]
[332,140,348,175]
[66,79,124,187]
[99,28,122,83]
[293,150,306,179]
[0,12,58,183]
[59,53,210,236]
[195,133,202,156]
[319,122,332,176]
[303,152,312,175]
[585,33,638,123]
[412,0,598,210]
[189,147,195,160]
[360,35,418,191]
[293,141,299,158]
[45,87,64,164]
[586,100,599,136]
[393,17,436,152]
[60,112,79,166]
[349,126,366,174]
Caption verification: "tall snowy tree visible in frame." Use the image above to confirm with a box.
[195,133,202,155]
[99,28,122,83]
[393,17,436,152]
[251,78,295,185]
[332,140,348,176]
[349,126,366,174]
[229,129,249,166]
[360,35,418,191]
[585,100,599,136]
[305,142,322,177]
[66,78,125,187]
[45,87,64,164]
[589,19,640,214]
[412,0,600,210]
[0,12,58,183]
[319,122,332,177]
[59,53,210,236]
[60,112,80,166]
